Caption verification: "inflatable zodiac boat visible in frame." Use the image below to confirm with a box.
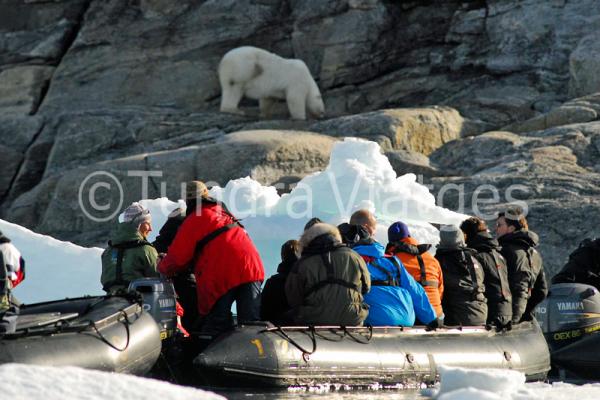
[193,320,551,387]
[536,283,600,380]
[0,294,161,375]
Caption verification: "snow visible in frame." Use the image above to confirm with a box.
[0,363,224,400]
[427,366,600,399]
[1,137,600,400]
[0,218,105,303]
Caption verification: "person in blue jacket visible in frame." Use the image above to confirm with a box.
[342,210,439,328]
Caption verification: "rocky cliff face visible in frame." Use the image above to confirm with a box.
[2,0,600,275]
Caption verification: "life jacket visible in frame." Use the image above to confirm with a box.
[362,254,403,287]
[303,247,367,298]
[437,247,485,301]
[102,239,152,292]
[388,241,438,288]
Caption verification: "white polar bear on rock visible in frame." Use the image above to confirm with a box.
[218,46,325,120]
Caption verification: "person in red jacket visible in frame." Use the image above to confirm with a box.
[158,181,265,338]
[386,221,444,320]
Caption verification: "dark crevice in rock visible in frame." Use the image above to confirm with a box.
[143,155,161,198]
[0,121,46,214]
[482,0,490,38]
[30,76,50,115]
[34,0,93,113]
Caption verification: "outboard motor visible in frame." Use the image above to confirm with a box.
[129,278,177,340]
[535,283,600,352]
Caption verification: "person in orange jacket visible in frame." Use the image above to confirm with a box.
[386,221,444,320]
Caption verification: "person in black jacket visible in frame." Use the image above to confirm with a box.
[260,240,300,324]
[495,206,547,324]
[435,225,487,326]
[460,217,512,328]
[152,205,199,331]
[552,238,600,290]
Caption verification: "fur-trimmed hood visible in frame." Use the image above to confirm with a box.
[299,223,342,255]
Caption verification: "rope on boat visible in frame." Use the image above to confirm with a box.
[265,324,374,360]
[343,325,373,344]
[314,328,345,342]
[86,309,132,352]
[271,325,318,358]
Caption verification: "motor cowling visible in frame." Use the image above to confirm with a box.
[129,278,177,340]
[535,283,600,351]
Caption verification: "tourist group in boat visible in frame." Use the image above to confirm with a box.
[2,180,598,341]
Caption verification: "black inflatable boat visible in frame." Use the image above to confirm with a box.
[193,320,550,387]
[535,283,600,380]
[0,294,161,375]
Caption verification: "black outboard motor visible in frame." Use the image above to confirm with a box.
[535,283,600,351]
[535,283,600,379]
[129,278,178,340]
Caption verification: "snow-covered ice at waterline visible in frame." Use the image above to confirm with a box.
[0,363,225,400]
[429,366,600,399]
[3,363,600,400]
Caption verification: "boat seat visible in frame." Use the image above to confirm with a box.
[16,312,80,330]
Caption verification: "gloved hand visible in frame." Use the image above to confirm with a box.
[425,317,442,331]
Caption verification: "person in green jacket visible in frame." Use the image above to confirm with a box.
[101,202,159,293]
[285,223,371,326]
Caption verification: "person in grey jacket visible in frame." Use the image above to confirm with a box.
[285,223,371,326]
[496,206,547,324]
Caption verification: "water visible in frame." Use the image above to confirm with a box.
[211,387,427,400]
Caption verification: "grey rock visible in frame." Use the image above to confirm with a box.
[385,149,440,179]
[0,66,54,115]
[5,175,61,231]
[310,107,471,155]
[0,145,22,199]
[5,124,56,203]
[0,115,44,152]
[0,0,88,64]
[42,110,237,175]
[544,105,598,128]
[37,156,149,242]
[445,82,542,129]
[569,32,600,98]
[145,146,200,200]
[430,131,527,176]
[195,130,337,187]
[504,93,600,133]
[445,8,486,42]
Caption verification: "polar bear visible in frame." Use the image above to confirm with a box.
[218,46,325,120]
